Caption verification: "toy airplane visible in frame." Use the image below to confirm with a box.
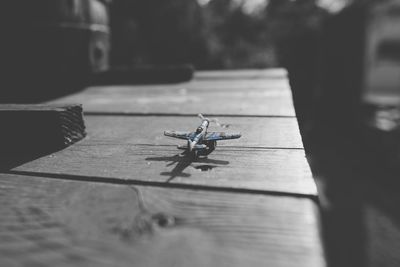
[164,114,241,157]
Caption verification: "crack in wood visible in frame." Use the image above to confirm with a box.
[76,143,305,150]
[84,112,296,118]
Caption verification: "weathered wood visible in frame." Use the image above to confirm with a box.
[0,173,325,267]
[0,68,324,266]
[49,69,295,116]
[83,115,304,148]
[9,112,314,195]
[12,144,316,196]
[0,104,86,170]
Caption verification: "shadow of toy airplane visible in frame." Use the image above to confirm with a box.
[145,151,229,183]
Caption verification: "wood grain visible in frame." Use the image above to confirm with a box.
[49,69,295,116]
[83,115,304,149]
[12,144,316,196]
[0,173,325,267]
[0,69,324,266]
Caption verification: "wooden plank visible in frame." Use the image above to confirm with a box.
[0,173,325,267]
[11,113,314,195]
[84,115,304,149]
[0,104,86,170]
[194,68,287,80]
[12,144,316,196]
[49,69,295,116]
[0,104,86,148]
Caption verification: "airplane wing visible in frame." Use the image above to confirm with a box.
[164,131,195,140]
[204,132,241,141]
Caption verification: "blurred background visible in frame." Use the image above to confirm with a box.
[110,0,332,69]
[0,0,338,103]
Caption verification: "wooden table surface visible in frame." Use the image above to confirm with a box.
[1,69,326,266]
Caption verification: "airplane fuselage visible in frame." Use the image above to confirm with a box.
[188,119,210,152]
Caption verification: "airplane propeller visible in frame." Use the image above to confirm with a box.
[198,113,206,120]
[198,114,230,128]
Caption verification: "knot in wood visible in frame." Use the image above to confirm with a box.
[151,213,176,228]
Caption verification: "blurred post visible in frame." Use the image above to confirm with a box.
[278,0,400,266]
[266,0,328,134]
[0,0,111,103]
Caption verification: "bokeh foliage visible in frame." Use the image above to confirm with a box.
[110,0,329,69]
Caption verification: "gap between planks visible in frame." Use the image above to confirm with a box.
[83,112,297,118]
[75,143,305,150]
[4,170,319,202]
